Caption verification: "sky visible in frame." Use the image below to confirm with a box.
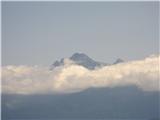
[2,2,159,66]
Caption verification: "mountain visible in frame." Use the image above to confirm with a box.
[50,53,124,70]
[2,86,159,119]
[50,53,108,70]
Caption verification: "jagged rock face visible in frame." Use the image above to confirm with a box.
[50,53,123,70]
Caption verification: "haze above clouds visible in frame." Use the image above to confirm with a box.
[2,55,159,94]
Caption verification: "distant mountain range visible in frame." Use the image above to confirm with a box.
[2,86,159,119]
[50,52,124,70]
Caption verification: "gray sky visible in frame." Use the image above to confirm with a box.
[2,2,159,66]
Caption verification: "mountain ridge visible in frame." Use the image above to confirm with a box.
[50,52,123,70]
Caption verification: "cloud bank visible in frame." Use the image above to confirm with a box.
[2,55,159,94]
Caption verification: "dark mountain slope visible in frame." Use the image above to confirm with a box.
[2,85,159,119]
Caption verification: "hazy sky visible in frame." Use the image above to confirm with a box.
[2,2,159,66]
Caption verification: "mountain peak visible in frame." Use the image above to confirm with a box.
[70,53,92,62]
[51,53,107,70]
[71,52,86,57]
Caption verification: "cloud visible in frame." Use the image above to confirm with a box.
[2,55,159,94]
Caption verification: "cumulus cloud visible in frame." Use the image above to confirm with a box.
[1,55,160,94]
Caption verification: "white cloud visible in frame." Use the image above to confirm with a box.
[2,55,160,94]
